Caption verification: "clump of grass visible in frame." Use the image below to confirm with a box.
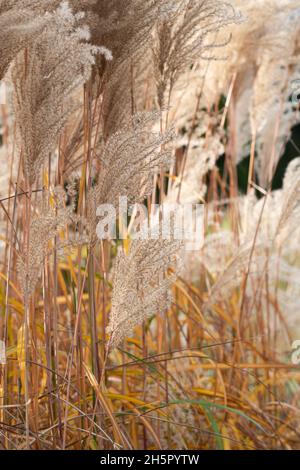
[0,0,299,451]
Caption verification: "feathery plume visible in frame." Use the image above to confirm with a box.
[107,235,183,348]
[87,111,174,242]
[152,0,240,108]
[17,185,88,298]
[0,3,48,80]
[11,1,112,185]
